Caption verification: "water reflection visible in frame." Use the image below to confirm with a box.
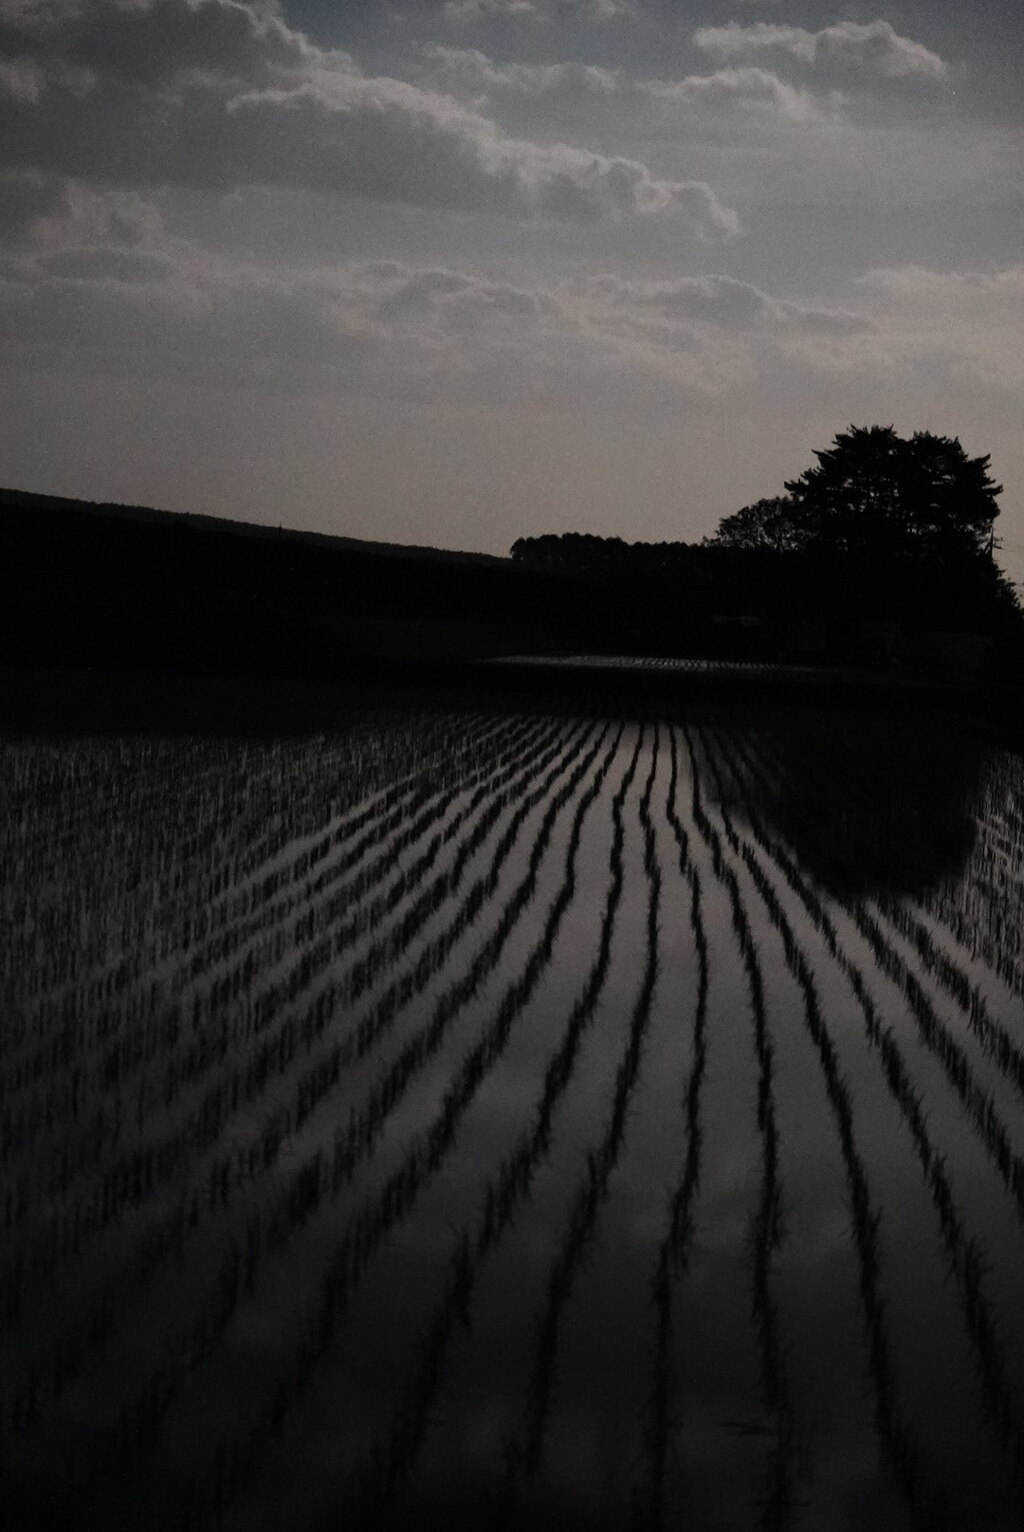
[2,687,1024,1530]
[704,704,985,899]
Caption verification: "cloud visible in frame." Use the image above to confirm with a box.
[0,0,735,233]
[0,53,40,98]
[0,170,166,249]
[423,49,834,123]
[11,214,1017,424]
[0,206,874,405]
[442,0,542,19]
[220,80,738,230]
[643,66,840,124]
[857,264,1024,302]
[0,168,64,239]
[420,46,619,100]
[854,263,1024,388]
[0,0,332,90]
[694,20,948,80]
[573,272,871,336]
[442,0,634,21]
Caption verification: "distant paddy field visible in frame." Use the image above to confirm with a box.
[3,670,1024,1530]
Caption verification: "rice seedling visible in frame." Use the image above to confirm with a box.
[4,684,1024,1529]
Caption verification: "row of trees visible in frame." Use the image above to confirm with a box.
[708,426,1001,561]
[510,425,1022,646]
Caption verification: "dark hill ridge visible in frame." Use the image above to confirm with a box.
[8,489,798,676]
[0,485,566,672]
[0,485,508,568]
[4,487,1021,685]
[0,486,807,676]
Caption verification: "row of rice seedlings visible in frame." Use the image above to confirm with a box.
[831,880,1024,1228]
[1,780,214,1020]
[216,711,489,893]
[222,705,499,883]
[2,710,536,1323]
[158,722,586,1197]
[170,707,501,921]
[913,745,1024,955]
[276,729,594,1144]
[0,707,511,1085]
[2,707,521,1433]
[314,725,612,1205]
[0,730,389,1084]
[0,736,246,985]
[159,711,536,1039]
[0,723,595,1430]
[0,713,562,1288]
[139,720,627,1526]
[78,715,560,1166]
[735,729,1024,1219]
[680,727,796,1530]
[692,729,931,1526]
[987,762,1024,851]
[633,725,709,1531]
[872,893,1024,1103]
[921,854,1024,1005]
[967,750,1024,857]
[136,724,587,1234]
[710,729,1024,1484]
[354,729,646,1522]
[147,710,516,997]
[967,766,1024,870]
[111,721,590,1300]
[0,722,392,1012]
[742,724,1024,1005]
[177,714,544,1018]
[5,720,607,1453]
[204,718,567,1086]
[0,710,522,1116]
[500,727,662,1504]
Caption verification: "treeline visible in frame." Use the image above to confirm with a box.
[5,483,1022,680]
[510,531,1024,671]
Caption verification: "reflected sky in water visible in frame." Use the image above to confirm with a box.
[2,685,1024,1530]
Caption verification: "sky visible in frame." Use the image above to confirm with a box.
[1,0,1022,581]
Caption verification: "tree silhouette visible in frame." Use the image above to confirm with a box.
[698,496,813,553]
[708,425,1002,561]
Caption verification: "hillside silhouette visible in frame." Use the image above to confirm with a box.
[0,486,577,673]
[3,433,1022,690]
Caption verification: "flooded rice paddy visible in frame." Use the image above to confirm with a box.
[3,683,1024,1530]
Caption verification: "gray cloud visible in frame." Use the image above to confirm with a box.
[0,53,40,98]
[854,263,1024,389]
[0,196,878,405]
[368,262,561,323]
[421,46,619,99]
[0,0,332,89]
[442,0,634,21]
[422,49,835,124]
[0,170,165,248]
[0,168,64,239]
[0,0,736,233]
[573,272,872,336]
[221,80,738,229]
[694,20,949,80]
[442,0,542,19]
[38,243,173,281]
[643,66,840,123]
[418,43,843,131]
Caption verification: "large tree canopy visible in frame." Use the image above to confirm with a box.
[708,425,1002,560]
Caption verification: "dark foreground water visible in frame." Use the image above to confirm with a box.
[3,676,1024,1530]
